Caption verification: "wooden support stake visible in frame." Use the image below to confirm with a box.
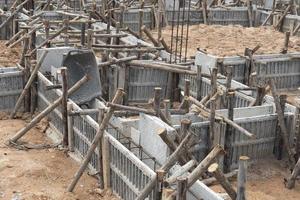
[139,9,144,38]
[187,145,225,187]
[211,68,218,98]
[160,37,171,53]
[180,119,191,142]
[156,169,166,199]
[208,163,237,200]
[9,75,89,143]
[154,87,162,116]
[254,86,266,106]
[87,29,93,49]
[196,65,203,101]
[176,177,188,200]
[202,0,208,25]
[269,79,296,166]
[285,157,300,189]
[67,102,74,152]
[10,51,48,119]
[142,25,160,47]
[274,5,291,30]
[246,0,253,27]
[281,31,290,54]
[102,134,110,189]
[61,67,68,147]
[237,156,249,200]
[67,89,124,192]
[209,98,216,150]
[202,170,238,186]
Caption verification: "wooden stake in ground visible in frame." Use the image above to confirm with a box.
[10,51,48,119]
[285,157,300,189]
[280,31,290,54]
[269,79,296,166]
[176,176,188,200]
[60,67,68,147]
[236,156,249,200]
[67,89,124,192]
[9,75,90,143]
[208,163,237,200]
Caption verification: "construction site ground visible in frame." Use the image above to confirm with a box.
[211,159,300,200]
[151,24,300,57]
[0,113,117,200]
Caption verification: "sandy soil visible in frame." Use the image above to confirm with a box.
[210,159,300,200]
[0,114,117,200]
[0,41,21,67]
[152,24,300,57]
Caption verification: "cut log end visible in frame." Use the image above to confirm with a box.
[208,163,219,173]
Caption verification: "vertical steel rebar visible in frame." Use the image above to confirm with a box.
[184,0,192,62]
[179,0,186,62]
[169,0,176,63]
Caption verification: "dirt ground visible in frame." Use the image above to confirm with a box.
[0,41,21,67]
[0,113,117,200]
[211,159,300,200]
[152,24,300,57]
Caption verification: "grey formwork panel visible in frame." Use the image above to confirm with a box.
[166,9,204,25]
[114,8,153,32]
[195,51,300,90]
[127,66,169,103]
[0,67,23,111]
[208,7,250,26]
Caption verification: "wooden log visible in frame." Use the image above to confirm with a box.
[156,169,166,199]
[158,128,192,165]
[187,145,225,187]
[24,56,31,112]
[159,37,171,53]
[176,177,188,200]
[202,0,208,25]
[9,75,90,143]
[67,102,74,152]
[208,163,237,200]
[202,170,238,186]
[93,47,160,53]
[136,130,194,200]
[142,25,160,47]
[67,89,124,192]
[237,156,249,200]
[44,20,50,47]
[254,86,266,106]
[10,51,48,119]
[19,36,30,67]
[269,79,296,166]
[107,102,156,115]
[61,67,68,147]
[163,99,171,121]
[246,0,253,27]
[211,68,218,97]
[98,56,137,68]
[196,65,202,101]
[87,29,93,49]
[164,160,197,185]
[154,87,162,116]
[80,23,85,46]
[209,98,216,150]
[102,134,110,189]
[93,33,128,38]
[225,66,233,105]
[180,119,191,142]
[163,188,176,200]
[274,5,291,30]
[139,9,144,38]
[97,108,105,189]
[285,157,300,189]
[280,31,290,54]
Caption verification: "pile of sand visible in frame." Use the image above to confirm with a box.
[0,41,21,67]
[154,24,300,57]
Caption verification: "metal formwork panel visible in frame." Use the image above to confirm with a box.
[115,8,153,32]
[127,66,169,102]
[166,9,204,25]
[0,67,23,111]
[208,7,250,26]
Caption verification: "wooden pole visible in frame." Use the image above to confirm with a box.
[9,75,89,143]
[202,170,238,186]
[209,98,216,150]
[102,134,111,189]
[246,0,253,27]
[196,65,202,101]
[180,119,191,142]
[154,87,162,116]
[285,157,300,189]
[163,99,171,121]
[208,163,237,200]
[10,51,48,119]
[160,37,171,53]
[269,79,296,166]
[87,29,93,49]
[67,102,74,152]
[19,36,30,66]
[187,145,225,187]
[254,86,266,106]
[136,130,194,200]
[274,5,291,30]
[202,0,208,25]
[142,25,160,47]
[236,156,249,200]
[67,89,124,192]
[281,31,290,54]
[139,9,144,38]
[156,169,166,199]
[176,177,188,200]
[61,67,68,147]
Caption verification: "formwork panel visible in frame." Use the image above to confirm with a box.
[0,68,23,111]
